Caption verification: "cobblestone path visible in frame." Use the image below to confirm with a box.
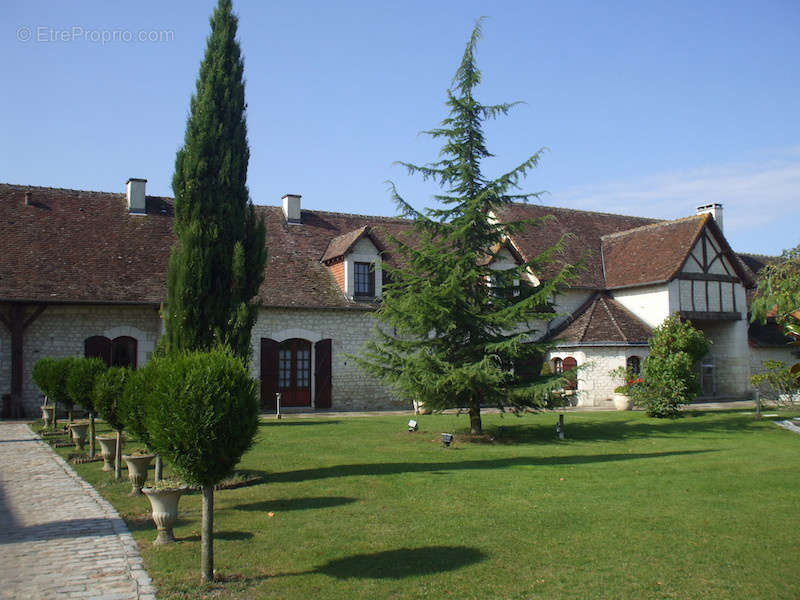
[0,422,156,599]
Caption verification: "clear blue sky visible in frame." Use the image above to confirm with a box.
[2,0,798,255]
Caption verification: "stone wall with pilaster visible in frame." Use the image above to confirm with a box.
[2,304,161,416]
[548,346,649,407]
[251,307,406,411]
[691,319,751,398]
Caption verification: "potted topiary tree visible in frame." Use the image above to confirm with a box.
[144,347,259,578]
[65,357,107,458]
[93,367,131,479]
[32,357,58,430]
[120,368,156,495]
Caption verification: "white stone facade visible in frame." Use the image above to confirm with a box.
[548,346,649,407]
[251,307,405,411]
[1,305,161,415]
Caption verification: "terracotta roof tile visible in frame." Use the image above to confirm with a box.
[321,226,371,263]
[550,293,652,344]
[0,183,174,304]
[495,203,658,288]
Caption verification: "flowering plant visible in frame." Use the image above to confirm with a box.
[610,367,644,395]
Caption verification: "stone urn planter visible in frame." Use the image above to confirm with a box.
[142,485,187,545]
[612,393,634,411]
[41,405,55,429]
[69,422,89,450]
[122,454,154,496]
[96,436,117,472]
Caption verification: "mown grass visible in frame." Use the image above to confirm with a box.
[48,409,800,599]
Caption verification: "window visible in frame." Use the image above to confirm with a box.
[626,355,641,375]
[354,262,375,297]
[85,335,137,369]
[552,357,563,374]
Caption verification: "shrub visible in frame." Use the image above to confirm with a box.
[144,347,259,487]
[93,367,130,432]
[631,314,711,418]
[32,358,58,402]
[751,360,800,405]
[120,367,154,449]
[66,357,107,414]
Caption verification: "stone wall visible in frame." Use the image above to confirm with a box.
[1,304,161,416]
[548,346,649,407]
[251,307,406,411]
[691,319,751,398]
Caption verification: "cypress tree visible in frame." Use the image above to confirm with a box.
[358,21,576,434]
[166,0,266,360]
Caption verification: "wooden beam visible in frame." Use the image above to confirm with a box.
[23,305,46,330]
[679,310,742,321]
[678,273,739,283]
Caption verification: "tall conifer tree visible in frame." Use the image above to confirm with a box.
[166,0,265,359]
[358,21,576,434]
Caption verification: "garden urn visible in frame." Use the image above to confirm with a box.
[69,422,89,450]
[612,393,633,411]
[96,436,117,472]
[122,454,154,496]
[142,486,186,544]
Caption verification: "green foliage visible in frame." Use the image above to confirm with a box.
[751,245,800,328]
[32,357,58,401]
[143,347,259,487]
[751,360,800,405]
[165,0,266,360]
[92,367,131,431]
[120,368,153,449]
[609,366,644,395]
[65,357,107,413]
[631,314,711,417]
[356,21,576,434]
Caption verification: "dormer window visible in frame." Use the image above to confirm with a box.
[354,262,375,297]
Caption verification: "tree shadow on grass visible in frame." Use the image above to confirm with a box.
[234,496,356,512]
[266,449,715,484]
[484,410,763,444]
[261,546,486,581]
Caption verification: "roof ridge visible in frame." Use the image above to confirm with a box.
[578,296,598,342]
[0,182,124,197]
[507,201,663,222]
[600,295,627,341]
[600,214,705,242]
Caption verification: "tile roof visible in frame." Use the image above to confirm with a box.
[0,184,174,304]
[495,203,658,288]
[600,215,707,288]
[321,225,373,263]
[260,208,412,308]
[549,293,652,345]
[0,182,757,311]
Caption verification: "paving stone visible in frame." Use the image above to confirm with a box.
[0,423,155,599]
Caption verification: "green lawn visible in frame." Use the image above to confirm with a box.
[48,409,799,599]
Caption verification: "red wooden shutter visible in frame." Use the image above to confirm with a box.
[315,339,332,409]
[563,356,578,390]
[261,338,279,410]
[85,336,112,366]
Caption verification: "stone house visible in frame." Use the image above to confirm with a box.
[0,180,794,415]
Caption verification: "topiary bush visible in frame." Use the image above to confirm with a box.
[143,346,259,582]
[144,347,259,487]
[66,357,107,457]
[631,314,711,418]
[120,366,154,450]
[94,367,132,479]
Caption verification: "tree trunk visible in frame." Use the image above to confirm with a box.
[469,400,482,435]
[155,455,163,482]
[201,485,214,583]
[52,401,58,431]
[88,413,96,458]
[114,430,122,481]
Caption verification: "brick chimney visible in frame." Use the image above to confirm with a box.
[282,194,301,224]
[696,203,723,232]
[126,178,147,214]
